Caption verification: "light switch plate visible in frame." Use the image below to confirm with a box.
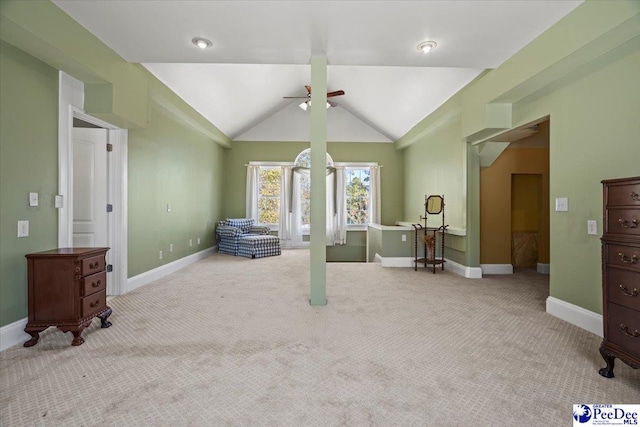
[402,234,407,242]
[54,195,63,208]
[555,197,568,212]
[18,220,29,237]
[167,203,172,213]
[587,220,598,235]
[29,192,38,207]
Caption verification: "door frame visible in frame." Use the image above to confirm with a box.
[58,72,128,295]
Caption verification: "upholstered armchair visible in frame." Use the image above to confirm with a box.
[216,218,270,256]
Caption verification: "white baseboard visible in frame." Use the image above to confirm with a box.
[0,317,29,352]
[546,296,603,337]
[126,246,217,293]
[373,254,482,279]
[373,254,414,267]
[446,258,483,278]
[537,263,550,275]
[480,264,514,275]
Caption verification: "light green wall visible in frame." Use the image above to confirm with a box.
[399,1,640,313]
[514,48,640,313]
[225,141,404,225]
[127,104,225,277]
[0,12,229,327]
[0,41,59,326]
[402,114,465,229]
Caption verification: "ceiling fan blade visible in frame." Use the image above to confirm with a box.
[328,100,338,107]
[305,85,312,94]
[327,90,345,98]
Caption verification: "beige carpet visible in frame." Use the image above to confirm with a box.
[1,249,638,426]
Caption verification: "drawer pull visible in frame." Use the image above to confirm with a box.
[619,285,639,297]
[620,324,640,338]
[89,262,100,269]
[632,191,640,201]
[89,300,100,308]
[618,253,638,264]
[618,218,639,228]
[91,280,101,288]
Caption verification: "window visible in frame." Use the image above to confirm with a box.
[346,168,371,225]
[257,167,281,225]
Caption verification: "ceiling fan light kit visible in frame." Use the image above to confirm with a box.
[298,101,331,111]
[192,37,212,49]
[417,41,437,53]
[288,86,345,111]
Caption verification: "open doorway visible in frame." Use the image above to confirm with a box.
[511,173,542,269]
[479,118,550,275]
[58,72,128,295]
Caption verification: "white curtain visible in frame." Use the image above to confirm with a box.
[369,166,381,225]
[279,166,303,248]
[326,172,336,246]
[290,172,303,248]
[246,165,259,220]
[333,167,347,245]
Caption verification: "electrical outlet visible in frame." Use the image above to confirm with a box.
[189,239,193,247]
[169,243,173,252]
[402,234,407,242]
[159,250,163,260]
[54,195,64,208]
[587,220,598,235]
[167,203,171,213]
[197,237,201,245]
[17,220,29,237]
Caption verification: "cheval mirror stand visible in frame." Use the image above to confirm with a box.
[412,195,448,274]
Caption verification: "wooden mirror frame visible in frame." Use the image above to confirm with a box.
[425,195,443,214]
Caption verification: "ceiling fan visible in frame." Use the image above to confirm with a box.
[284,85,345,110]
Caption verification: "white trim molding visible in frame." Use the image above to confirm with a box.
[481,264,514,275]
[546,296,603,337]
[0,318,29,352]
[537,263,550,275]
[373,254,413,267]
[373,254,482,279]
[446,258,483,278]
[126,246,217,293]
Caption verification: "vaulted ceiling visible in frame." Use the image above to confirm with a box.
[52,0,582,143]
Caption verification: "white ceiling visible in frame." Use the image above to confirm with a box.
[52,0,582,142]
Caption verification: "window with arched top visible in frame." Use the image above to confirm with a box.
[247,151,380,248]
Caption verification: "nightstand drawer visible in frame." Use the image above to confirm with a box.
[82,290,106,318]
[81,255,105,276]
[82,271,106,297]
[606,303,640,355]
[606,244,640,272]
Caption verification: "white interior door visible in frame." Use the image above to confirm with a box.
[73,128,108,248]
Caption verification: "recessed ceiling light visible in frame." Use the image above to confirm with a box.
[192,37,213,49]
[417,41,437,54]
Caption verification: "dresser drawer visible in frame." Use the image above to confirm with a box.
[606,244,640,272]
[606,268,640,311]
[81,255,105,276]
[606,303,640,355]
[605,208,640,236]
[82,290,106,318]
[82,271,106,297]
[606,181,640,207]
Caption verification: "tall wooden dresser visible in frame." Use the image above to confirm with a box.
[24,247,113,347]
[599,177,640,377]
